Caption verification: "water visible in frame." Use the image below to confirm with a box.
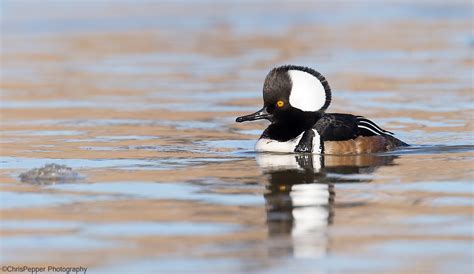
[1,1,473,273]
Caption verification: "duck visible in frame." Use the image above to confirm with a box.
[235,65,408,154]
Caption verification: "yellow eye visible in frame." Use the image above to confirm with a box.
[276,100,285,108]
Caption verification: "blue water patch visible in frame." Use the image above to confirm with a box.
[3,117,240,131]
[371,240,473,257]
[1,100,107,109]
[91,135,161,141]
[139,102,254,112]
[66,135,160,143]
[0,234,115,258]
[264,241,469,274]
[238,129,262,136]
[337,89,473,113]
[1,220,81,230]
[3,130,86,136]
[381,117,467,128]
[404,215,463,225]
[259,255,400,274]
[0,191,115,209]
[85,222,241,237]
[1,156,171,170]
[2,156,235,171]
[3,1,471,36]
[404,215,473,236]
[80,145,210,154]
[96,257,242,274]
[199,140,256,151]
[0,99,250,112]
[0,219,240,237]
[386,145,474,155]
[0,192,74,209]
[156,90,258,101]
[80,146,124,151]
[393,181,473,194]
[156,120,220,130]
[2,119,151,127]
[47,182,264,206]
[431,197,474,207]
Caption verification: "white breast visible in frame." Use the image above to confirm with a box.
[255,130,322,154]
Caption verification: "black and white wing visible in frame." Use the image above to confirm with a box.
[314,113,393,141]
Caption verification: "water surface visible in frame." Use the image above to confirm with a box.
[1,1,473,273]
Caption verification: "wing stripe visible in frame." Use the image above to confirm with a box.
[356,117,394,135]
[357,118,388,132]
[357,125,382,135]
[357,121,386,135]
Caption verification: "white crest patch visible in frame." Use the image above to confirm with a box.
[288,70,326,112]
[255,130,322,154]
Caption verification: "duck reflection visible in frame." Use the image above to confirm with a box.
[258,153,396,258]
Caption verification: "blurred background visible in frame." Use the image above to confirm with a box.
[1,1,473,273]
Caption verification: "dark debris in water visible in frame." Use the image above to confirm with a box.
[19,163,83,185]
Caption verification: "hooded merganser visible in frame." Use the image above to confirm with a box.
[236,65,408,154]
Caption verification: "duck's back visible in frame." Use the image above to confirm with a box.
[315,113,408,154]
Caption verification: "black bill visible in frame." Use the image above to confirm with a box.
[235,106,273,123]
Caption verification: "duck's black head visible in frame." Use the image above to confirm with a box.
[236,65,331,126]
